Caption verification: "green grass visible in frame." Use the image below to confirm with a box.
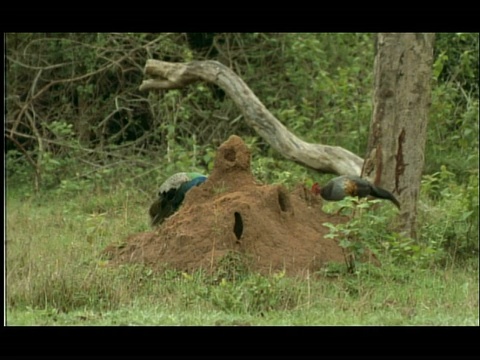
[5,186,479,326]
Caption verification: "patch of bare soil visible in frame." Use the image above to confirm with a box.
[104,135,362,276]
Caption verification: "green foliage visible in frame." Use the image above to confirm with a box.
[381,233,442,268]
[46,120,75,139]
[323,197,447,270]
[323,199,384,272]
[428,82,478,179]
[251,154,310,187]
[214,251,251,282]
[419,166,479,259]
[434,33,478,98]
[263,33,374,154]
[6,150,33,194]
[427,33,478,180]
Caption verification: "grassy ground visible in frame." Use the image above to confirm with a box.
[5,185,479,326]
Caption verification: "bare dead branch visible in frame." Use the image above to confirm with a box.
[140,60,364,176]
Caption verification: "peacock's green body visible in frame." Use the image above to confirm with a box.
[149,172,208,226]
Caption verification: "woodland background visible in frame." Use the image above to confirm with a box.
[5,33,479,325]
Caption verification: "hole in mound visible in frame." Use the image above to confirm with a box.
[277,188,291,212]
[233,212,243,240]
[224,148,236,162]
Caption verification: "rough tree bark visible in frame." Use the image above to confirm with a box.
[139,59,363,176]
[362,33,435,238]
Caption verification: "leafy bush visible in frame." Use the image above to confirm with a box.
[419,166,479,260]
[323,197,448,270]
[434,33,478,99]
[427,33,479,180]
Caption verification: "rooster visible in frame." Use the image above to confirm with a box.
[312,175,400,209]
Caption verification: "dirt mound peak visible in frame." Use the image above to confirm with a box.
[104,135,352,276]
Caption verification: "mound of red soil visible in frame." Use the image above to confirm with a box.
[104,135,354,276]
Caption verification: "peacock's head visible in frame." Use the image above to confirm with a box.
[311,182,321,195]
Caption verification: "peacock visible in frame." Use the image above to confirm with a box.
[149,172,208,226]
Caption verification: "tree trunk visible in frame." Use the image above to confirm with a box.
[140,59,364,176]
[362,33,435,238]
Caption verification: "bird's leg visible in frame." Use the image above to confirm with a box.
[351,199,360,217]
